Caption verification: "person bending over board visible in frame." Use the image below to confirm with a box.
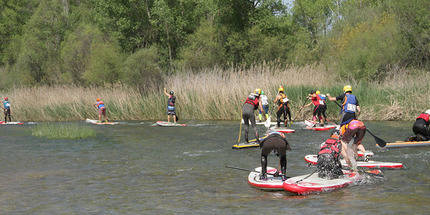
[327,85,360,126]
[317,137,343,179]
[2,97,12,122]
[164,88,176,123]
[259,131,291,181]
[409,110,430,141]
[242,89,264,143]
[94,98,109,122]
[273,86,291,127]
[303,90,324,126]
[340,120,366,172]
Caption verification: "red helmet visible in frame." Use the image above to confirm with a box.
[4,97,8,100]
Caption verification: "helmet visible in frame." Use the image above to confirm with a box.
[343,85,352,93]
[169,91,174,95]
[254,88,261,95]
[425,109,430,115]
[316,90,320,95]
[96,98,100,102]
[278,86,284,93]
[4,97,8,100]
[261,91,265,95]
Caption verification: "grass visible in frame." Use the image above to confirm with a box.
[32,123,96,139]
[1,64,429,121]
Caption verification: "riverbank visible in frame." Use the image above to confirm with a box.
[1,64,429,121]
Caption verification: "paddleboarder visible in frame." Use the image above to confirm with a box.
[327,85,360,126]
[164,88,177,123]
[274,86,291,127]
[340,120,366,172]
[259,131,291,181]
[242,89,264,143]
[409,110,430,141]
[93,98,109,122]
[258,90,269,123]
[316,90,328,123]
[317,137,343,179]
[303,90,324,126]
[2,97,12,122]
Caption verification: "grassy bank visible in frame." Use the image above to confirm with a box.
[1,65,429,121]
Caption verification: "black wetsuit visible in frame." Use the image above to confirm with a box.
[4,108,11,122]
[276,101,291,127]
[242,98,259,143]
[336,93,359,125]
[260,133,291,180]
[317,139,343,179]
[413,118,430,141]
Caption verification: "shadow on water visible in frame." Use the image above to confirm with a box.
[0,120,429,214]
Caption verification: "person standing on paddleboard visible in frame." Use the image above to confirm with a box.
[317,137,343,179]
[94,98,109,122]
[258,91,269,123]
[316,90,328,124]
[164,88,177,123]
[303,90,324,126]
[242,89,264,143]
[409,110,430,141]
[274,86,291,127]
[339,120,366,172]
[2,97,12,122]
[259,131,291,181]
[327,85,360,126]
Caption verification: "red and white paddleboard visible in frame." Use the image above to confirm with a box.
[153,121,186,127]
[304,120,337,131]
[248,167,285,190]
[304,154,403,169]
[0,121,24,125]
[283,169,382,195]
[269,126,295,134]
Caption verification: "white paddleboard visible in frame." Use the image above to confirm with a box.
[85,118,119,125]
[304,120,338,131]
[248,167,285,190]
[269,126,295,133]
[153,121,186,127]
[0,121,24,125]
[304,154,403,169]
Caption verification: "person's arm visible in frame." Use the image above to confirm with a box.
[356,106,361,116]
[326,93,337,101]
[163,88,170,97]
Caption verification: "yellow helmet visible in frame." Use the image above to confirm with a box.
[254,88,262,95]
[278,86,284,93]
[343,85,352,93]
[316,90,321,95]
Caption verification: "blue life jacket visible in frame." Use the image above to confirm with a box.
[3,101,10,109]
[342,94,357,114]
[97,101,105,109]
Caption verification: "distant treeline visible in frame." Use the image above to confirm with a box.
[0,0,429,91]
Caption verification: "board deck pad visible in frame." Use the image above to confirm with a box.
[86,119,119,125]
[153,121,186,127]
[383,140,430,148]
[304,154,403,169]
[248,167,285,190]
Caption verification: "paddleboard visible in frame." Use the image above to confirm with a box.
[248,167,285,190]
[269,126,295,133]
[152,121,186,127]
[85,119,119,125]
[0,121,24,125]
[383,140,430,148]
[304,120,337,131]
[283,169,383,195]
[304,154,403,169]
[232,136,267,149]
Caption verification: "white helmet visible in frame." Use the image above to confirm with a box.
[425,109,430,115]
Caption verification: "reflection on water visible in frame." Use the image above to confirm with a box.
[0,121,429,214]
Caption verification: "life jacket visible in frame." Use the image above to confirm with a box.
[417,113,430,123]
[342,93,357,114]
[276,93,287,106]
[340,120,364,135]
[168,95,176,106]
[3,101,10,109]
[311,95,321,106]
[97,101,105,109]
[245,94,259,109]
[318,138,341,159]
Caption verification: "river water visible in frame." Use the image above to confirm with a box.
[0,121,429,214]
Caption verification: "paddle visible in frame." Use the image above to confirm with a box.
[293,97,309,122]
[332,101,387,147]
[237,109,243,143]
[264,116,271,129]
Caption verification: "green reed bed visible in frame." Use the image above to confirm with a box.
[32,124,96,139]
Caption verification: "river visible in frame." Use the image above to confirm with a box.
[0,121,429,214]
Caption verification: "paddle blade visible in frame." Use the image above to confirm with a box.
[175,115,179,122]
[264,116,271,128]
[366,128,386,147]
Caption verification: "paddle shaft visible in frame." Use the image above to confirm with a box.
[225,165,280,177]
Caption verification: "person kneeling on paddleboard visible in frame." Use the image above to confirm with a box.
[327,85,360,126]
[340,120,366,172]
[242,89,264,143]
[94,98,109,122]
[259,131,291,181]
[317,137,343,179]
[2,97,12,122]
[164,88,177,123]
[410,110,430,141]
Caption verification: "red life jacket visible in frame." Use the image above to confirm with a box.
[318,138,341,159]
[311,95,321,106]
[245,96,260,109]
[417,113,430,123]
